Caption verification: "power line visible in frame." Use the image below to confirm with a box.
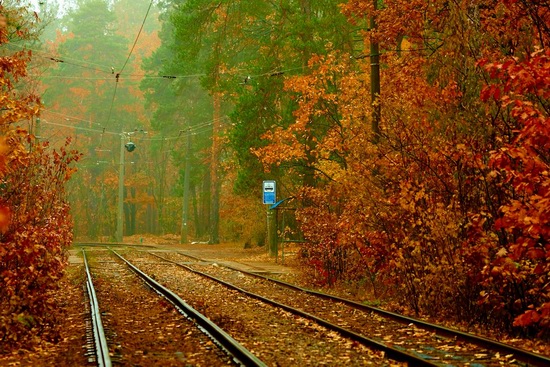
[105,0,154,127]
[15,39,299,83]
[39,114,229,141]
[41,120,119,136]
[233,66,304,84]
[30,74,205,81]
[30,75,120,80]
[117,0,154,76]
[42,109,104,127]
[6,42,113,74]
[105,77,120,128]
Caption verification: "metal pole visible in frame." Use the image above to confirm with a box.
[116,134,125,243]
[210,93,221,244]
[267,208,277,257]
[181,128,191,244]
[281,212,285,265]
[35,117,40,139]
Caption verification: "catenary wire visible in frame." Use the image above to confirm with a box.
[39,114,229,141]
[105,0,154,128]
[117,0,154,76]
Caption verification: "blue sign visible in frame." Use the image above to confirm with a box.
[263,180,276,205]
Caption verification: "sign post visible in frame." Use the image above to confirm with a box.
[262,180,276,205]
[263,181,277,256]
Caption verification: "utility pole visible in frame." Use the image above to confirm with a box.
[181,127,191,244]
[115,130,141,242]
[35,117,41,139]
[210,93,221,244]
[116,133,125,243]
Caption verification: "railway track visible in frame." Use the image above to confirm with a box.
[77,244,550,366]
[125,248,550,367]
[110,248,402,366]
[81,247,264,366]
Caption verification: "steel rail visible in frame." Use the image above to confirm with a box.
[175,250,550,367]
[108,249,267,367]
[75,242,156,248]
[82,249,112,367]
[146,252,439,367]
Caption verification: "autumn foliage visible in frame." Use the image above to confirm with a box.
[0,4,80,350]
[478,50,550,333]
[253,0,550,336]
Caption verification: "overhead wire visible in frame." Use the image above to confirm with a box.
[30,74,207,81]
[11,39,302,83]
[5,41,113,74]
[117,0,154,76]
[104,0,155,128]
[14,0,421,171]
[239,65,305,80]
[15,3,398,149]
[39,114,229,141]
[10,23,431,86]
[104,79,120,128]
[41,120,119,136]
[12,38,296,83]
[42,109,104,127]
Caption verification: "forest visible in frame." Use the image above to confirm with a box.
[0,0,549,348]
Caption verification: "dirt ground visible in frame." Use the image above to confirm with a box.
[122,234,301,275]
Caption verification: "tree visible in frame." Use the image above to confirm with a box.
[253,0,549,335]
[143,0,358,244]
[479,49,550,335]
[0,1,80,350]
[38,0,162,240]
[141,3,216,238]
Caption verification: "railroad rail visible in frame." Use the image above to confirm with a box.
[82,249,112,367]
[108,249,267,367]
[81,246,267,366]
[109,249,416,365]
[148,251,440,366]
[146,249,550,367]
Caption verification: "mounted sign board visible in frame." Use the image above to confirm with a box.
[263,180,276,205]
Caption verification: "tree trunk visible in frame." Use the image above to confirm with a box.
[370,0,381,143]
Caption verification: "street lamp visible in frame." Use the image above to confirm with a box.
[125,141,136,152]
